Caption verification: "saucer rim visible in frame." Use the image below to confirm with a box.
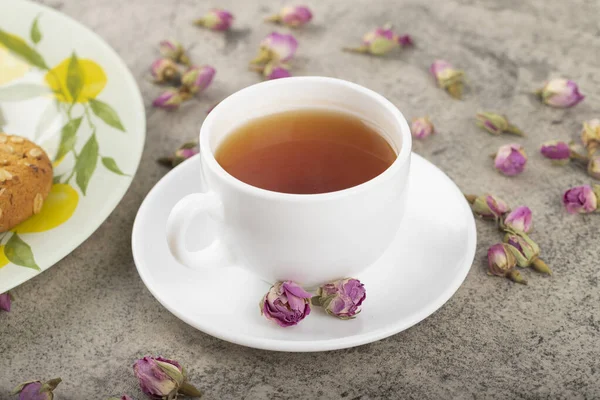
[132,153,477,352]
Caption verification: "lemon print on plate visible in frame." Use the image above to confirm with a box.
[0,43,30,85]
[45,57,107,103]
[15,184,79,234]
[0,245,8,269]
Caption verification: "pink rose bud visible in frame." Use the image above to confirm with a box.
[343,27,399,55]
[411,117,435,139]
[152,89,186,111]
[504,231,552,275]
[562,184,598,214]
[264,62,292,80]
[0,291,12,312]
[581,119,600,153]
[536,78,584,108]
[397,34,414,47]
[194,9,234,31]
[150,58,180,84]
[430,60,465,99]
[159,39,190,65]
[494,143,527,176]
[487,243,526,284]
[475,112,523,136]
[466,193,510,220]
[540,140,571,165]
[502,206,532,233]
[250,32,298,66]
[133,356,201,399]
[260,280,312,327]
[181,65,216,94]
[12,378,62,400]
[588,156,600,180]
[315,278,366,319]
[158,141,199,168]
[266,5,313,27]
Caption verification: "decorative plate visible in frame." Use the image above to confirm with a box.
[0,0,145,293]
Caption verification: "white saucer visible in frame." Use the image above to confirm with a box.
[132,154,476,352]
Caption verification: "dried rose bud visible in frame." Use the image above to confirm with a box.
[581,119,600,153]
[263,62,292,80]
[181,65,215,95]
[397,34,413,47]
[536,78,584,108]
[12,378,62,400]
[465,193,510,220]
[475,112,523,136]
[152,89,186,111]
[487,243,526,284]
[250,32,298,66]
[150,58,180,84]
[430,60,464,99]
[314,278,366,319]
[343,26,400,56]
[411,117,435,139]
[563,184,598,214]
[504,231,552,275]
[194,9,234,31]
[494,144,527,176]
[159,40,190,65]
[0,291,12,312]
[587,156,600,180]
[502,206,532,233]
[266,5,313,27]
[158,141,199,168]
[133,356,202,399]
[260,280,312,327]
[540,140,571,165]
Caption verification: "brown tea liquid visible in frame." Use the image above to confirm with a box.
[215,109,397,194]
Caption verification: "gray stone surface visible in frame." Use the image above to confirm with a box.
[2,0,600,398]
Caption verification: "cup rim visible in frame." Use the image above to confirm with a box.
[200,76,412,202]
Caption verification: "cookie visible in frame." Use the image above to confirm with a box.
[0,133,53,232]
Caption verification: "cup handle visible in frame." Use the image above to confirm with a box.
[166,191,234,269]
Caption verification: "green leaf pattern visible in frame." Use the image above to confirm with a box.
[0,17,130,272]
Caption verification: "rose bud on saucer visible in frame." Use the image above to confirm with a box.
[411,117,435,139]
[430,60,465,99]
[152,89,186,111]
[314,278,366,319]
[12,378,62,400]
[501,206,532,233]
[465,193,510,220]
[0,291,12,312]
[159,39,190,65]
[265,5,313,27]
[504,231,552,275]
[194,9,234,31]
[250,32,298,66]
[540,140,571,165]
[536,78,584,108]
[487,243,526,284]
[582,119,600,154]
[150,58,180,84]
[133,356,201,399]
[158,141,199,168]
[493,144,527,176]
[475,112,523,136]
[260,280,312,327]
[181,65,216,95]
[343,25,403,56]
[563,184,599,214]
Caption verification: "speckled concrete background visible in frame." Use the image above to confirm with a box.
[1,0,600,398]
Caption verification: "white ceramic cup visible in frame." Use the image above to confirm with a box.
[166,77,412,287]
